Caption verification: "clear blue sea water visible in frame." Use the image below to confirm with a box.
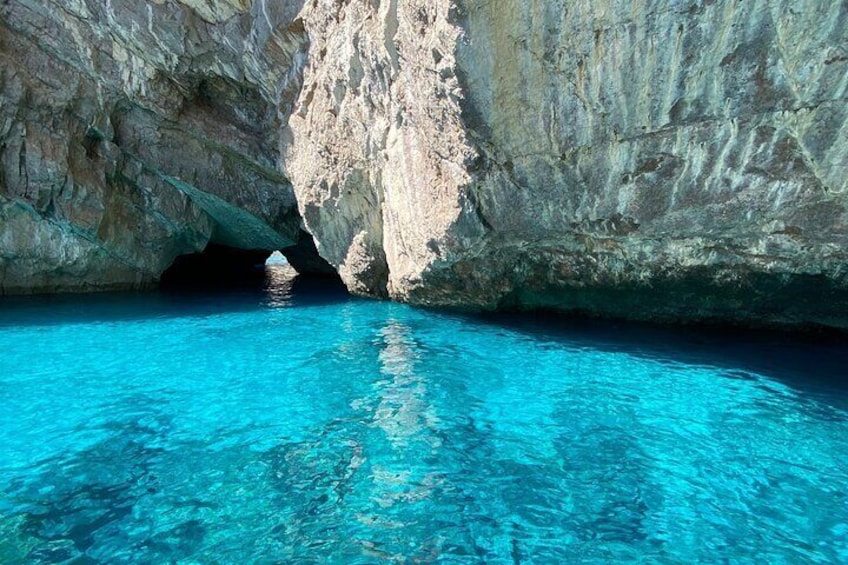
[1,265,847,564]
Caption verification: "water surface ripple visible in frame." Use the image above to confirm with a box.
[0,266,847,563]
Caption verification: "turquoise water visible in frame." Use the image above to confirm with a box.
[1,266,847,563]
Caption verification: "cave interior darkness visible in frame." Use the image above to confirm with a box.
[160,230,340,290]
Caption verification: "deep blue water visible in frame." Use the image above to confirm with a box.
[1,265,847,563]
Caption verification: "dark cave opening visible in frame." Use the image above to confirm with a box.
[160,231,341,291]
[160,243,272,289]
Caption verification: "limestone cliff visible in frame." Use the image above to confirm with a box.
[0,0,309,292]
[1,0,847,328]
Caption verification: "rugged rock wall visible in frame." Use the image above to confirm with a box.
[287,0,848,328]
[2,0,847,328]
[0,0,309,292]
[447,0,848,328]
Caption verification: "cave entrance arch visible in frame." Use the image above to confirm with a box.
[160,229,339,290]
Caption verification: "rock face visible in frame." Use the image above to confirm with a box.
[0,0,309,292]
[2,0,847,328]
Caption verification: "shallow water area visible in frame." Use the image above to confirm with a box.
[1,265,847,563]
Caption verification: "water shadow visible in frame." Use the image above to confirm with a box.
[455,309,848,405]
[0,266,352,329]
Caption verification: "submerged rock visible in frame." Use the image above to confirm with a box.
[1,0,847,328]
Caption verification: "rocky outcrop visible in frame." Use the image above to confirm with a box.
[286,0,848,328]
[0,0,310,293]
[2,0,847,328]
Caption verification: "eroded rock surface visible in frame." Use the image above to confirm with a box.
[0,0,308,292]
[445,0,848,328]
[286,0,848,328]
[2,0,847,328]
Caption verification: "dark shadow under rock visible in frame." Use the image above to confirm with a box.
[159,244,270,289]
[281,229,339,278]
